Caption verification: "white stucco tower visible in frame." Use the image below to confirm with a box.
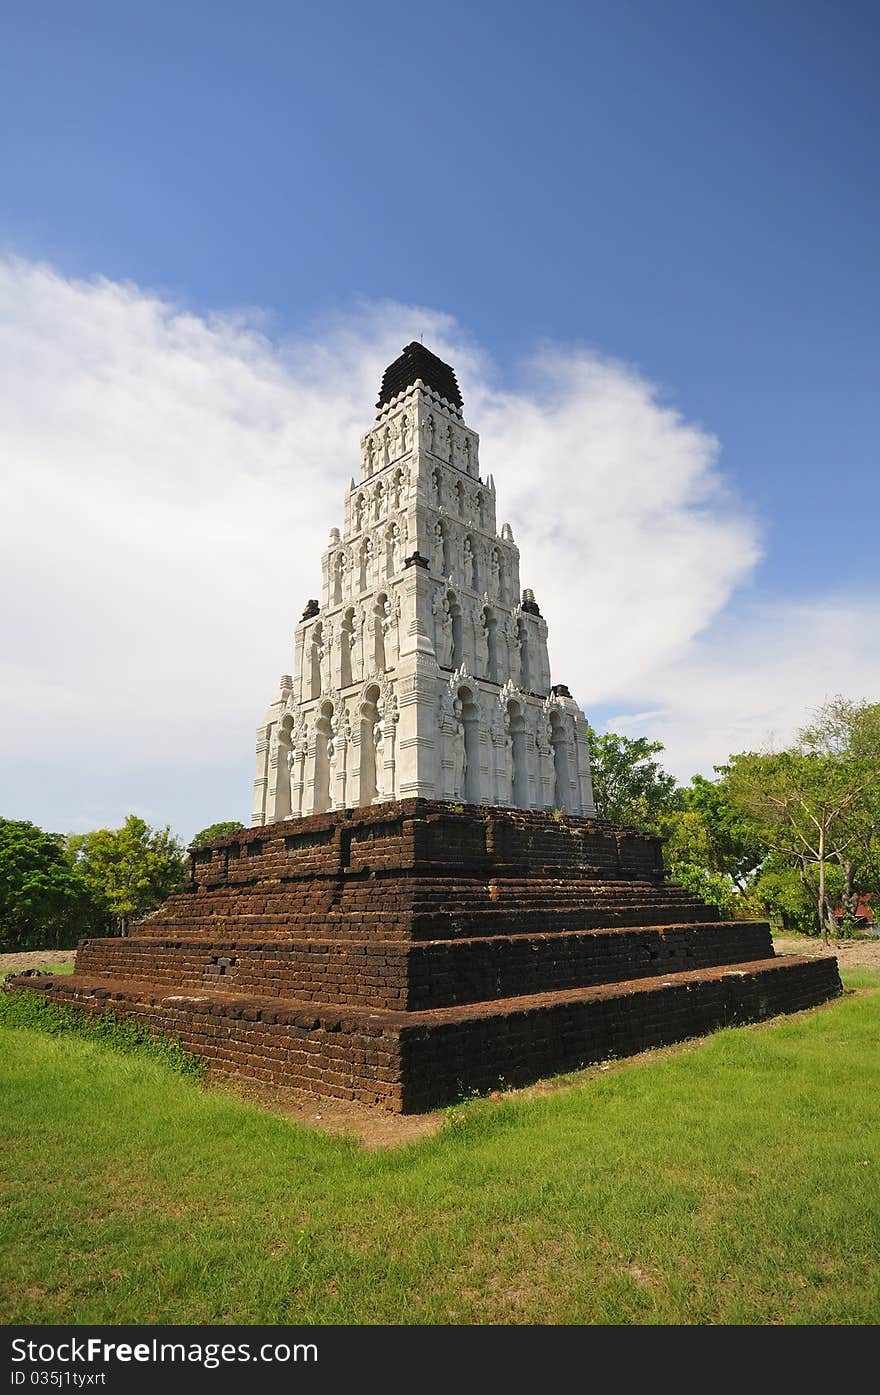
[252,343,596,824]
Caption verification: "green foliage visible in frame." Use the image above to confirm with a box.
[667,859,738,916]
[190,822,245,849]
[0,818,107,951]
[0,990,202,1078]
[586,723,680,830]
[67,815,186,933]
[681,773,765,888]
[724,698,880,938]
[748,856,826,935]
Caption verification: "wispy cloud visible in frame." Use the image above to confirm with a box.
[1,256,874,835]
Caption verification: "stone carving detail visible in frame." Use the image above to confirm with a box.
[320,620,333,694]
[489,547,501,598]
[254,348,596,821]
[471,600,489,675]
[382,592,401,668]
[450,700,466,798]
[397,413,411,457]
[432,591,454,666]
[373,718,386,797]
[387,523,402,577]
[436,420,450,461]
[463,536,476,591]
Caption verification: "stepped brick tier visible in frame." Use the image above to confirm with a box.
[8,801,842,1113]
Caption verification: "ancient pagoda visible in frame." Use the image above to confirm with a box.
[252,342,595,823]
[7,345,842,1113]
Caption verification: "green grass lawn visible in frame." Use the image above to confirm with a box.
[1,969,878,1326]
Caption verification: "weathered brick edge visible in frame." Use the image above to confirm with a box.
[6,955,841,1113]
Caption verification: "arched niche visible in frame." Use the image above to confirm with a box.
[392,467,406,509]
[359,684,381,806]
[274,715,293,820]
[464,534,478,591]
[484,607,499,683]
[340,607,355,687]
[507,699,530,808]
[386,524,401,577]
[447,591,463,669]
[332,552,345,605]
[517,617,531,691]
[309,621,323,699]
[359,538,372,591]
[313,702,334,814]
[457,684,482,804]
[373,593,388,672]
[550,710,573,812]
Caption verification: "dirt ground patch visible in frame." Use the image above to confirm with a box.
[0,949,77,973]
[773,935,880,969]
[207,1073,445,1150]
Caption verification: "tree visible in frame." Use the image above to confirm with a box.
[68,816,186,935]
[681,773,765,891]
[724,698,880,941]
[0,818,106,950]
[586,724,680,830]
[749,853,843,936]
[800,698,880,930]
[190,822,244,848]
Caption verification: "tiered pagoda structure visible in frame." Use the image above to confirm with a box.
[8,345,841,1112]
[252,342,595,823]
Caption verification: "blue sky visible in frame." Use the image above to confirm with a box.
[1,1,878,839]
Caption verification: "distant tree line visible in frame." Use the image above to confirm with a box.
[0,815,243,951]
[587,696,880,940]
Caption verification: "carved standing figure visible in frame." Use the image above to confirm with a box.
[320,621,333,694]
[438,598,454,666]
[382,596,399,668]
[421,413,436,454]
[451,701,466,797]
[388,524,402,576]
[432,521,445,575]
[436,420,450,461]
[373,720,385,798]
[490,547,501,598]
[502,730,513,802]
[449,427,459,468]
[463,536,476,590]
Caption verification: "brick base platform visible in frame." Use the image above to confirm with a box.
[6,801,842,1112]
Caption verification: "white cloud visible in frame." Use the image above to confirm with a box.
[601,597,880,781]
[1,256,874,835]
